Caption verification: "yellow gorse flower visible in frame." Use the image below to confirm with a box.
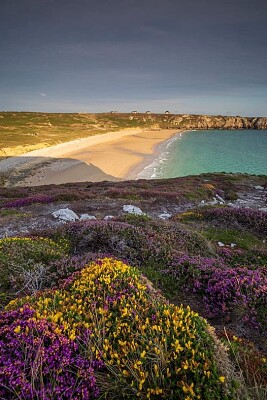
[7,257,226,398]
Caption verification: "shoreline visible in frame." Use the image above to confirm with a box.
[1,128,183,186]
[126,130,187,180]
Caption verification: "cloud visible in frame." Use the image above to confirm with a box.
[40,92,47,96]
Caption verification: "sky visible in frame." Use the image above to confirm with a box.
[0,0,267,115]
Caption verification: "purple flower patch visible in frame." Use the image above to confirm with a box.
[0,306,103,399]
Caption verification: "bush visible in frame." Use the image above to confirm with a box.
[0,237,69,306]
[7,258,235,399]
[162,254,267,332]
[201,207,267,237]
[0,306,102,399]
[2,194,55,208]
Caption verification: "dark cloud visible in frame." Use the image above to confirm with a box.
[0,0,266,114]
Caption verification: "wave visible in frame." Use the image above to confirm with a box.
[136,132,182,179]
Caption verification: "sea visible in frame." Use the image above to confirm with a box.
[137,129,267,179]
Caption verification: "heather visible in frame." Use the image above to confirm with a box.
[0,173,266,398]
[5,258,235,399]
[199,207,267,236]
[161,254,267,332]
[2,194,55,208]
[0,306,102,399]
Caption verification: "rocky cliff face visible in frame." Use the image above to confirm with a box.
[168,115,267,130]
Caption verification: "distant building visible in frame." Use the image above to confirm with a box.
[165,111,170,115]
[145,111,152,114]
[131,110,138,114]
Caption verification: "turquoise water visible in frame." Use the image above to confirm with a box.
[137,130,267,178]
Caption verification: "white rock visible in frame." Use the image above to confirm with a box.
[210,198,218,206]
[200,200,205,204]
[218,241,225,247]
[158,212,172,220]
[52,208,79,222]
[228,202,235,207]
[123,205,145,215]
[215,194,225,203]
[104,215,114,220]
[230,243,237,248]
[254,186,264,190]
[259,207,267,212]
[80,214,97,221]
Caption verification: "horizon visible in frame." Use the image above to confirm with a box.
[1,0,267,115]
[0,110,266,118]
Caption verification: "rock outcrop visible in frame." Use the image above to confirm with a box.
[167,115,267,130]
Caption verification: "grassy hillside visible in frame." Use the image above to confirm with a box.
[0,112,159,157]
[1,111,266,158]
[0,173,266,398]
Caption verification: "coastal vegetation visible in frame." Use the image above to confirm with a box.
[1,112,267,158]
[0,173,266,398]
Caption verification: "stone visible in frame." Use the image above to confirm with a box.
[80,214,97,221]
[158,212,172,220]
[259,207,267,212]
[209,198,218,206]
[254,186,264,190]
[52,208,79,222]
[218,241,225,247]
[215,194,225,203]
[230,243,237,248]
[104,215,114,220]
[123,205,145,215]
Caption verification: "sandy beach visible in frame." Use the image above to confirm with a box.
[0,128,183,186]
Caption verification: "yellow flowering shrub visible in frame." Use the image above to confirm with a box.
[8,258,234,399]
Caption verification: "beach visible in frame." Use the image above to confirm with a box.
[0,128,182,186]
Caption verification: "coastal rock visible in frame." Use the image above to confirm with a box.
[80,214,97,221]
[254,117,267,129]
[254,186,264,190]
[170,114,267,130]
[123,205,145,215]
[218,242,225,247]
[158,212,172,220]
[52,208,79,222]
[104,215,114,220]
[215,194,225,203]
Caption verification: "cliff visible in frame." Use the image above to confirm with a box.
[150,114,267,130]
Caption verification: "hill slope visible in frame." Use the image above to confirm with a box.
[0,173,266,398]
[1,112,267,157]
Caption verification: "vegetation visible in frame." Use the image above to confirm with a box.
[5,258,235,399]
[0,173,266,398]
[1,111,266,158]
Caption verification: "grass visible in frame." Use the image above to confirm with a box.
[1,111,265,158]
[0,173,266,398]
[4,258,239,399]
[203,227,266,251]
[0,112,158,157]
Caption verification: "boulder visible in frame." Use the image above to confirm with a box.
[80,214,97,221]
[52,208,79,222]
[158,212,172,220]
[123,205,145,216]
[104,215,114,220]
